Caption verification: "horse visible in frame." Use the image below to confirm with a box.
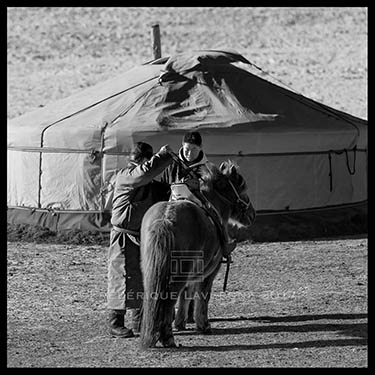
[139,160,256,348]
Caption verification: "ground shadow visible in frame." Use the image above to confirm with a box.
[174,338,367,352]
[209,312,367,323]
[175,323,367,339]
[183,322,366,338]
[173,312,367,351]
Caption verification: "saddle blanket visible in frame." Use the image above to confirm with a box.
[169,183,203,207]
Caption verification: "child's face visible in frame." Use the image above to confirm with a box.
[182,142,201,162]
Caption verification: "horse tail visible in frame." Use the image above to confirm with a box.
[140,217,175,349]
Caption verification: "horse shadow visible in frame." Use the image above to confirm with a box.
[173,312,367,352]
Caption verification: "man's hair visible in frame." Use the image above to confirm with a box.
[130,141,153,162]
[183,131,202,146]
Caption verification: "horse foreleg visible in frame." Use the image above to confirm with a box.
[187,298,195,323]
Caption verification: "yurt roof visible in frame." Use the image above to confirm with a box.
[8,49,367,155]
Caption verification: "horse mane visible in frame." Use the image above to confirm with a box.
[200,160,240,192]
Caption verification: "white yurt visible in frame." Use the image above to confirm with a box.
[7,50,367,239]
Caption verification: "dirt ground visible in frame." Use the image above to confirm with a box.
[7,7,367,368]
[7,236,367,367]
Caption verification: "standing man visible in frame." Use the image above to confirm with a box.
[107,141,173,338]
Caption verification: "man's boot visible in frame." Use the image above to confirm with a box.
[130,308,141,334]
[108,309,134,338]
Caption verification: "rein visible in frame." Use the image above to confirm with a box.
[227,180,251,209]
[170,151,205,183]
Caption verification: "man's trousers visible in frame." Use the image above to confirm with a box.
[107,229,143,310]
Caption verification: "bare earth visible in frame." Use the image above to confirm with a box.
[7,7,367,368]
[7,237,367,367]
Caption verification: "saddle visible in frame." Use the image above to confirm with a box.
[170,183,203,207]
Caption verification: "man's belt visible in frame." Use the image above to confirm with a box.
[112,226,140,245]
[112,226,139,236]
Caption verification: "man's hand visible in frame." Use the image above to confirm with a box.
[159,144,173,154]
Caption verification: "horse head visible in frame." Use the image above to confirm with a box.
[201,160,256,228]
[218,160,256,227]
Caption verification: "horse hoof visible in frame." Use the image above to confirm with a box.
[174,324,187,331]
[162,339,177,348]
[197,325,212,334]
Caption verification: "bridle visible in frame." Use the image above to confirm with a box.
[226,179,251,211]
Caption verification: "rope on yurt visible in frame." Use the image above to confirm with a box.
[99,122,109,211]
[328,152,333,192]
[345,146,357,175]
[41,75,160,133]
[327,146,357,192]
